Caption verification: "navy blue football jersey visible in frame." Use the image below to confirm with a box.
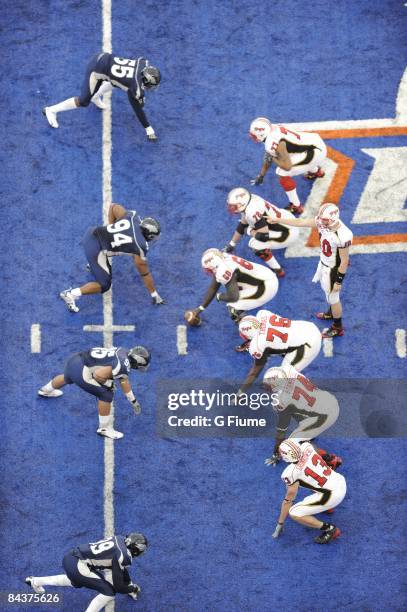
[96,211,148,257]
[74,535,132,570]
[82,347,131,379]
[97,53,149,101]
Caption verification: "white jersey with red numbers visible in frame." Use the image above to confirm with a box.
[214,254,275,286]
[281,442,345,492]
[241,195,294,228]
[317,220,353,268]
[264,125,325,166]
[248,310,317,360]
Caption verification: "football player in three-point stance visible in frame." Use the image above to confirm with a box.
[236,309,322,393]
[249,117,327,215]
[189,248,279,323]
[38,345,150,439]
[43,52,160,140]
[268,202,353,338]
[26,533,147,612]
[59,203,164,314]
[263,364,342,470]
[271,440,346,544]
[224,188,299,278]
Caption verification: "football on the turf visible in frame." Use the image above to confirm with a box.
[184,310,201,326]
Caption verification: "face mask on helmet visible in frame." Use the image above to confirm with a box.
[201,248,223,274]
[140,217,161,242]
[125,532,148,557]
[279,439,302,463]
[249,117,272,143]
[227,188,251,214]
[316,203,340,231]
[128,346,151,370]
[142,66,161,89]
[238,316,260,341]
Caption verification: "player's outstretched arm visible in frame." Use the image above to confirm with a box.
[196,277,221,312]
[217,272,240,303]
[224,221,248,253]
[120,378,141,415]
[237,360,266,395]
[273,483,299,538]
[133,255,165,304]
[251,157,272,185]
[127,92,157,141]
[111,557,139,595]
[267,214,316,228]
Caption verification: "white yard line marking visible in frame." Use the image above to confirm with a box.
[395,329,406,358]
[30,324,41,353]
[177,325,188,355]
[83,324,135,333]
[322,332,334,358]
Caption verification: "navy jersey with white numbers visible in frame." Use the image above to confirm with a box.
[74,535,132,570]
[82,347,131,379]
[97,53,149,101]
[96,211,148,258]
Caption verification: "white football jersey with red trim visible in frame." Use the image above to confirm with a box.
[281,442,344,491]
[248,310,314,359]
[317,220,353,268]
[241,195,289,228]
[264,125,323,158]
[214,255,274,286]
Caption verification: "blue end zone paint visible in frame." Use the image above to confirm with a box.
[1,0,406,610]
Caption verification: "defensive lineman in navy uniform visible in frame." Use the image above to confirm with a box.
[60,203,164,313]
[26,533,147,612]
[38,345,150,439]
[43,52,161,140]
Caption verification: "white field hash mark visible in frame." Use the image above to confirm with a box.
[395,329,406,358]
[177,325,188,355]
[322,331,334,358]
[30,324,41,353]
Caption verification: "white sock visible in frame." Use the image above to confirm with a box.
[285,188,300,206]
[35,574,73,587]
[265,255,280,270]
[93,81,112,98]
[85,594,115,612]
[71,287,82,298]
[48,97,78,113]
[98,414,111,428]
[43,381,55,392]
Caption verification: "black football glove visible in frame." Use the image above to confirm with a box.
[152,293,165,305]
[250,174,264,186]
[222,243,235,254]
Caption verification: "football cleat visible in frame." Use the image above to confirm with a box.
[42,107,59,128]
[97,427,124,440]
[91,96,107,110]
[304,167,325,180]
[285,203,304,215]
[314,525,341,544]
[38,387,63,398]
[25,577,45,594]
[273,267,285,278]
[322,325,344,338]
[59,289,79,313]
[316,310,333,320]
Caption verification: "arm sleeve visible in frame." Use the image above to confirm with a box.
[218,271,240,303]
[200,277,221,308]
[111,556,135,594]
[127,91,150,128]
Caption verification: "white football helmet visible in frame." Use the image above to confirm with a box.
[227,187,251,214]
[249,117,272,143]
[316,203,340,231]
[279,439,302,463]
[239,315,260,341]
[201,248,224,274]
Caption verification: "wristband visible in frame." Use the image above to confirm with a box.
[145,126,155,136]
[150,290,158,298]
[335,272,345,284]
[229,240,236,247]
[126,391,136,402]
[198,305,205,312]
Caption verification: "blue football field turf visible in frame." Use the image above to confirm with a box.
[0,1,406,610]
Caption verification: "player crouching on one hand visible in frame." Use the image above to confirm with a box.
[263,365,342,470]
[272,439,346,544]
[267,202,352,338]
[185,248,279,326]
[38,346,150,439]
[26,532,147,612]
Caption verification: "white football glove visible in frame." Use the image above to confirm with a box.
[131,399,141,415]
[265,453,280,467]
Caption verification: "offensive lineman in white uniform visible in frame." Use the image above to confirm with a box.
[268,202,353,338]
[263,364,342,470]
[236,309,322,393]
[271,439,346,544]
[224,188,299,278]
[249,117,327,215]
[188,249,279,322]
